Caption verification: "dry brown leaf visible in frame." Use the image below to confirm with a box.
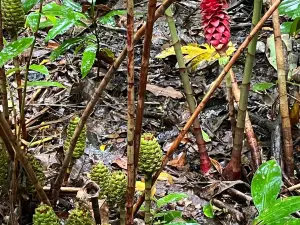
[47,41,60,49]
[210,157,223,174]
[146,84,183,99]
[112,157,127,170]
[168,152,186,168]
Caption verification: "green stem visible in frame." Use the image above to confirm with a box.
[225,0,263,180]
[120,204,126,225]
[165,4,210,173]
[144,173,152,225]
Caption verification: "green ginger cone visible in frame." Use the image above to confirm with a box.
[138,133,163,174]
[2,0,25,34]
[108,171,127,204]
[64,116,87,159]
[26,153,45,193]
[66,207,95,225]
[0,138,9,188]
[90,162,110,198]
[33,204,60,225]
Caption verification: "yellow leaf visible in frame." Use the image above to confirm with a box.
[155,47,176,59]
[135,180,157,198]
[40,59,49,65]
[158,172,174,184]
[100,145,106,151]
[39,122,49,130]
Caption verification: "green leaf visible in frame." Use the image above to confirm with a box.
[26,13,54,32]
[252,82,275,92]
[99,9,127,26]
[165,222,199,225]
[29,64,49,76]
[81,44,97,78]
[157,193,188,208]
[203,201,214,218]
[279,0,300,19]
[289,17,300,36]
[254,197,300,224]
[251,160,281,213]
[0,37,34,67]
[154,211,182,223]
[43,2,86,20]
[45,18,75,42]
[26,81,66,88]
[202,130,211,142]
[281,22,293,34]
[266,217,300,225]
[23,0,39,13]
[63,0,82,12]
[50,37,85,60]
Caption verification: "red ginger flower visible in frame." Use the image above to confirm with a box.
[200,0,231,50]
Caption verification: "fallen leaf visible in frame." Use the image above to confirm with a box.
[135,180,156,197]
[112,157,127,170]
[100,144,106,151]
[168,152,186,168]
[47,40,60,49]
[146,84,183,99]
[290,98,299,126]
[210,158,222,174]
[157,172,174,184]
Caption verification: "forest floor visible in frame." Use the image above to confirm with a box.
[3,0,300,224]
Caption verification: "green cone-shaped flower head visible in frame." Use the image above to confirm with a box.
[64,116,87,159]
[108,171,127,204]
[89,162,110,198]
[2,0,25,34]
[0,138,9,187]
[26,153,45,193]
[66,207,95,225]
[138,133,162,174]
[33,204,60,225]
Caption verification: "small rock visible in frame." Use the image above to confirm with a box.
[134,218,145,225]
[256,41,265,53]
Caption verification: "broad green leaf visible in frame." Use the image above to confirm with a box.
[281,22,293,34]
[254,197,300,224]
[157,193,188,208]
[252,82,275,92]
[29,64,49,76]
[266,217,300,225]
[26,81,66,88]
[81,44,97,78]
[26,13,54,32]
[154,211,182,223]
[23,0,39,13]
[251,160,281,213]
[289,17,300,36]
[45,18,75,42]
[50,37,85,60]
[0,37,34,67]
[279,0,300,19]
[165,222,199,225]
[202,130,211,142]
[203,201,214,218]
[99,9,127,26]
[43,2,85,20]
[63,0,82,12]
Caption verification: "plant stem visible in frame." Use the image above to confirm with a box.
[165,4,210,173]
[223,0,263,180]
[20,0,44,141]
[0,0,9,122]
[133,0,283,212]
[134,0,157,173]
[125,0,135,222]
[271,0,294,178]
[226,72,236,138]
[144,173,152,225]
[0,111,51,205]
[52,0,176,204]
[120,204,126,225]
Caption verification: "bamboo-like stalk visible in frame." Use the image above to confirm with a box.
[0,0,9,122]
[52,0,176,204]
[120,204,126,225]
[229,70,262,169]
[165,5,210,173]
[144,174,152,225]
[133,0,283,212]
[223,0,263,180]
[271,0,294,178]
[0,112,51,205]
[226,72,236,138]
[19,0,44,141]
[125,0,135,222]
[133,0,157,172]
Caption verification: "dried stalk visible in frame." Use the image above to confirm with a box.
[0,0,9,121]
[125,0,136,222]
[0,112,51,205]
[230,70,262,169]
[271,0,294,178]
[223,0,263,180]
[165,5,210,173]
[133,0,283,212]
[52,0,176,204]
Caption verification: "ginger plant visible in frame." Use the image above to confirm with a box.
[33,204,60,225]
[138,133,163,225]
